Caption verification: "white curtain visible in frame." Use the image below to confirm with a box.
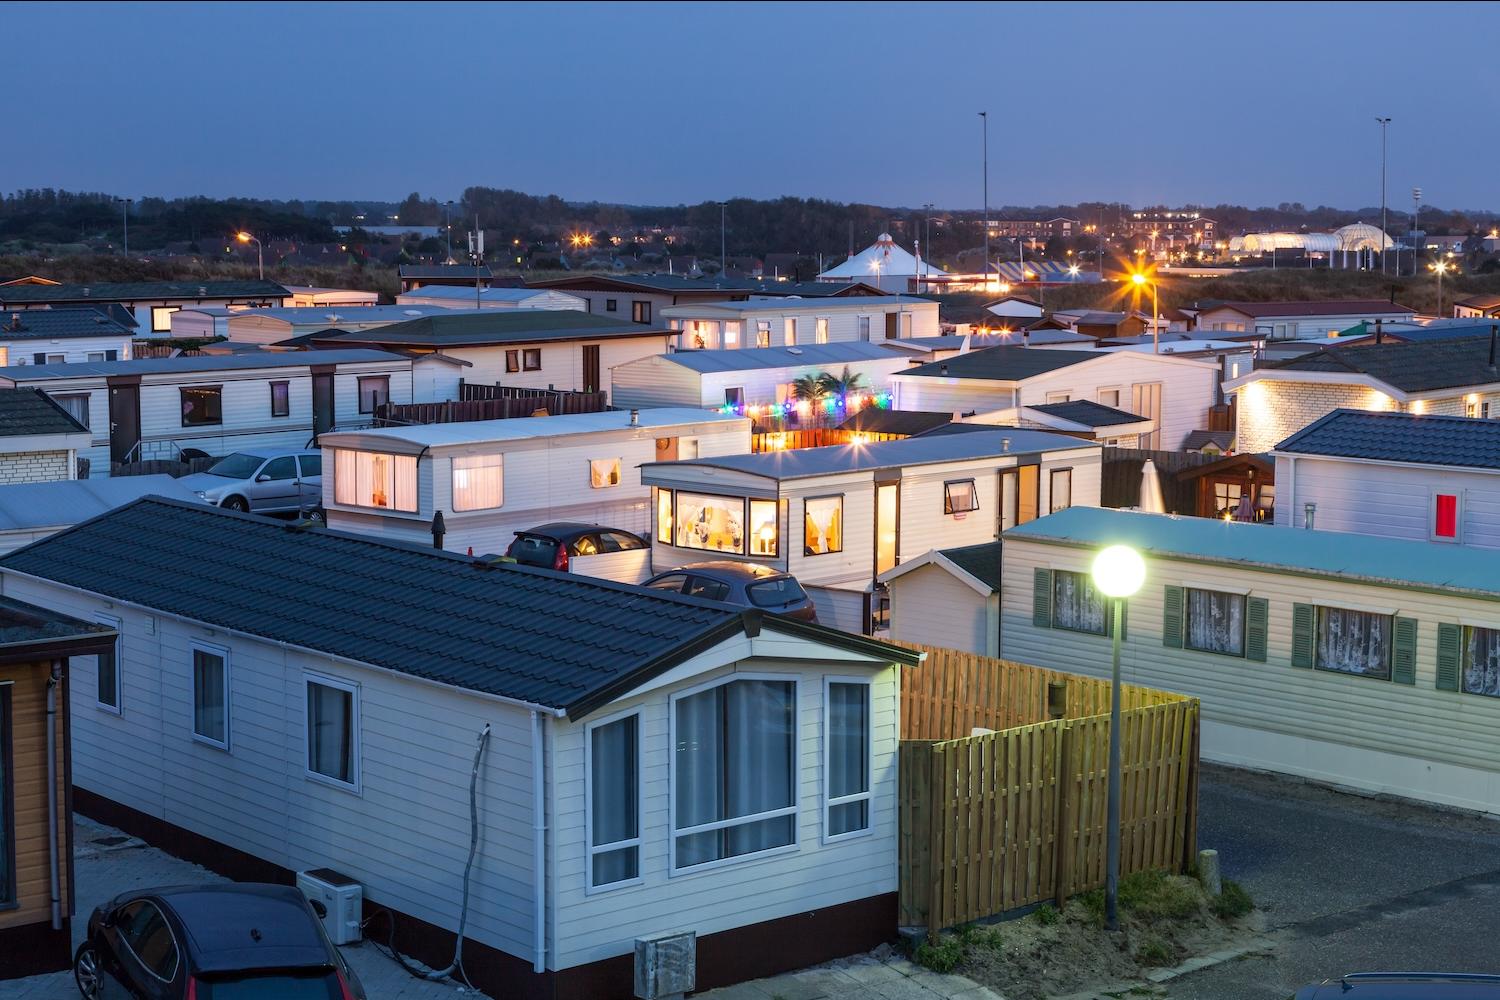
[1464,627,1500,697]
[334,449,358,506]
[828,683,869,836]
[1186,590,1245,656]
[307,683,352,782]
[55,394,89,427]
[590,715,639,885]
[192,650,225,743]
[392,455,417,512]
[1317,609,1388,677]
[1053,572,1105,634]
[453,455,503,511]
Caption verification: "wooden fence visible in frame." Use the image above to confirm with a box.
[894,643,1199,934]
[1099,446,1215,513]
[750,427,906,452]
[375,389,607,425]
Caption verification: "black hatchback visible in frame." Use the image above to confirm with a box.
[1295,973,1500,998]
[74,883,366,999]
[505,521,647,572]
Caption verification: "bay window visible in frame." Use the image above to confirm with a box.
[804,495,843,555]
[825,680,871,839]
[673,678,796,870]
[587,712,640,889]
[305,676,357,788]
[675,491,745,553]
[1316,607,1390,679]
[452,454,503,511]
[333,449,418,513]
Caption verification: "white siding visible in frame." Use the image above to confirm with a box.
[412,359,463,404]
[891,379,1015,414]
[1000,536,1500,814]
[6,335,132,365]
[664,302,940,351]
[608,357,702,410]
[888,565,991,655]
[444,335,670,401]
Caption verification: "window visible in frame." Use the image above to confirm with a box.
[453,454,503,511]
[944,479,979,515]
[1316,608,1391,679]
[1183,588,1245,656]
[588,712,640,889]
[357,376,389,414]
[117,900,179,982]
[523,349,542,371]
[1052,570,1107,635]
[87,352,106,363]
[96,615,122,712]
[297,453,321,478]
[815,318,829,344]
[1045,392,1072,404]
[589,458,622,489]
[54,393,89,429]
[605,298,618,312]
[826,680,872,839]
[332,449,418,512]
[270,380,290,417]
[804,495,843,555]
[191,644,229,748]
[1463,626,1500,698]
[756,321,772,349]
[150,306,179,333]
[1433,493,1460,541]
[261,456,296,481]
[1466,398,1481,418]
[676,491,746,552]
[673,678,796,870]
[657,488,674,542]
[857,316,871,341]
[0,687,12,907]
[45,354,64,364]
[305,676,357,787]
[180,386,222,427]
[784,317,798,346]
[724,387,744,409]
[722,322,739,348]
[1050,468,1073,513]
[632,300,652,323]
[686,577,731,601]
[505,350,520,373]
[749,498,778,556]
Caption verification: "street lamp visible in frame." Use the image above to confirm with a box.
[1131,271,1160,353]
[1091,544,1146,932]
[1430,258,1454,317]
[1068,263,1081,281]
[979,111,990,293]
[1376,117,1391,276]
[235,231,263,280]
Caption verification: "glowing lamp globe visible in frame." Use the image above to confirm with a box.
[1091,545,1146,599]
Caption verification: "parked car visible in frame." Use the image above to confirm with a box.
[179,450,323,518]
[644,561,818,622]
[73,883,366,998]
[505,521,647,571]
[1294,974,1500,997]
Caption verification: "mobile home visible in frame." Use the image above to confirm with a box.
[661,296,940,352]
[0,280,290,337]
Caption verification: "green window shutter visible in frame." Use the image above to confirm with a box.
[1162,586,1183,648]
[1245,597,1269,662]
[1290,603,1316,668]
[1033,568,1053,628]
[1391,617,1417,685]
[1436,623,1462,692]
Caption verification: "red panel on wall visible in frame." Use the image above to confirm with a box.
[1435,494,1458,538]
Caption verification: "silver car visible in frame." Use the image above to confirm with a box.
[179,450,322,517]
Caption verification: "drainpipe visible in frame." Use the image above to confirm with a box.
[47,660,62,931]
[530,710,547,974]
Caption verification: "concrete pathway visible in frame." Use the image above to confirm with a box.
[695,953,1003,1000]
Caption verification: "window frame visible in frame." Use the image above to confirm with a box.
[189,640,231,751]
[95,614,122,715]
[724,387,745,409]
[332,448,419,514]
[668,672,800,877]
[0,685,13,910]
[303,673,360,793]
[1461,624,1500,699]
[1431,491,1462,543]
[1314,606,1393,681]
[116,900,180,983]
[632,300,652,323]
[589,457,623,489]
[1181,587,1247,658]
[584,707,643,893]
[748,497,779,557]
[357,375,390,415]
[1049,467,1073,513]
[150,306,179,333]
[52,393,90,429]
[269,380,290,418]
[1051,569,1109,636]
[505,350,520,374]
[803,493,845,556]
[522,348,542,371]
[179,385,223,428]
[452,453,504,512]
[605,298,618,313]
[943,478,980,515]
[823,676,874,844]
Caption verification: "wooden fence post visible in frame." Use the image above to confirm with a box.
[1053,722,1075,907]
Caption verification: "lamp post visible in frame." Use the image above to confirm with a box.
[719,201,727,276]
[979,111,990,293]
[1431,257,1454,317]
[1132,271,1160,353]
[235,231,263,280]
[1376,117,1391,276]
[117,198,132,256]
[445,200,453,262]
[1091,544,1147,932]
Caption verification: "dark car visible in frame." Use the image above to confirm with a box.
[74,883,366,999]
[644,561,818,622]
[505,521,647,572]
[1295,973,1500,998]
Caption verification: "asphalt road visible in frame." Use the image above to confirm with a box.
[1164,765,1500,998]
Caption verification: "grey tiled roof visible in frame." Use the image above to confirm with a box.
[1028,400,1144,427]
[900,345,1093,381]
[837,409,954,436]
[0,498,916,716]
[0,280,289,306]
[0,595,115,652]
[0,388,88,437]
[1182,429,1235,451]
[0,307,134,340]
[0,349,405,382]
[1274,409,1500,469]
[1266,335,1500,392]
[398,265,493,279]
[939,541,1002,591]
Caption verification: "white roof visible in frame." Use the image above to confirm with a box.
[320,407,746,448]
[818,234,950,281]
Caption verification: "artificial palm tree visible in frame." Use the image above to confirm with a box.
[817,366,869,407]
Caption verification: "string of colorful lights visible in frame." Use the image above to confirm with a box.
[716,391,895,419]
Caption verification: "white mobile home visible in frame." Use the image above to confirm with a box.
[641,428,1101,634]
[395,285,587,312]
[0,387,91,483]
[0,497,923,999]
[169,305,461,346]
[889,344,1220,450]
[1272,408,1500,547]
[609,341,931,414]
[281,285,380,308]
[0,350,414,474]
[0,280,290,336]
[661,296,940,351]
[1001,506,1500,815]
[0,308,134,366]
[319,408,751,555]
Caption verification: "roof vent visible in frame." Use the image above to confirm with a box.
[787,347,803,355]
[940,362,949,375]
[7,313,21,332]
[403,309,422,316]
[198,286,207,296]
[1002,437,1011,452]
[81,287,91,296]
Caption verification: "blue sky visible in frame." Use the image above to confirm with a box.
[9,1,1498,210]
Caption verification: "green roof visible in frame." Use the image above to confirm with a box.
[313,310,672,347]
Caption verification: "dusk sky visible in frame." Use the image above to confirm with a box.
[11,1,1499,211]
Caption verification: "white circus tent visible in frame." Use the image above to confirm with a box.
[818,233,948,291]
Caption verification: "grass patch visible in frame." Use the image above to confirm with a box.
[1211,879,1254,920]
[913,935,965,974]
[1134,933,1176,967]
[1119,870,1201,921]
[1032,903,1060,926]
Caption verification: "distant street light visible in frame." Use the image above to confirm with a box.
[1430,257,1455,318]
[1091,544,1147,933]
[1131,270,1161,353]
[235,231,263,280]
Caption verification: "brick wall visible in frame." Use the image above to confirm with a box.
[0,449,72,485]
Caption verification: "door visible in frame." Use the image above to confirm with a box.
[245,455,302,512]
[311,371,335,436]
[1017,464,1040,523]
[106,378,140,464]
[875,480,899,576]
[884,312,899,339]
[582,344,601,393]
[655,437,679,462]
[1131,382,1163,449]
[999,469,1018,532]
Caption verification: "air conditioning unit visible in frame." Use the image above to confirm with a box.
[296,868,363,945]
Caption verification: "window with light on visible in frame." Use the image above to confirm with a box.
[452,454,503,511]
[333,449,418,513]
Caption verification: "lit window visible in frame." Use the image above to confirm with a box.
[452,454,503,511]
[657,489,674,541]
[588,712,640,888]
[589,458,622,489]
[305,676,357,787]
[804,495,843,555]
[151,306,179,333]
[826,680,871,839]
[944,479,979,515]
[180,386,222,427]
[749,498,778,556]
[1434,493,1459,541]
[675,492,745,553]
[815,318,829,344]
[191,644,229,749]
[756,321,772,348]
[333,449,418,512]
[784,318,797,346]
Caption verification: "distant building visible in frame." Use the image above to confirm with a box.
[280,285,379,308]
[816,233,948,292]
[395,285,585,312]
[396,263,493,293]
[0,281,291,337]
[527,274,885,324]
[984,218,1081,240]
[1454,295,1500,320]
[0,308,134,366]
[1193,299,1416,340]
[660,296,939,351]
